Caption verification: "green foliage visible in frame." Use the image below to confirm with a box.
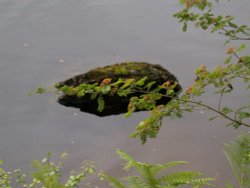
[34,56,250,143]
[224,133,250,188]
[1,136,249,188]
[185,59,250,128]
[0,161,12,188]
[0,150,214,188]
[170,0,250,131]
[50,58,249,143]
[100,149,214,188]
[38,77,183,143]
[130,106,164,144]
[0,152,95,188]
[174,0,250,42]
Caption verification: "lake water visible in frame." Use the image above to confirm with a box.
[0,0,249,187]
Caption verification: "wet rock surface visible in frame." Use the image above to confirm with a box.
[57,62,181,116]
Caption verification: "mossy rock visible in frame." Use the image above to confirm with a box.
[57,62,181,116]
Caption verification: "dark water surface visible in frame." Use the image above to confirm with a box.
[0,0,249,187]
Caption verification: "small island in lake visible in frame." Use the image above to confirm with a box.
[56,62,181,116]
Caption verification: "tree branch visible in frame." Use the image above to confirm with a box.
[131,89,250,128]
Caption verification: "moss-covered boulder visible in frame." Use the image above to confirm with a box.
[56,62,181,116]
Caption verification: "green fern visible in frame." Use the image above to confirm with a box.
[125,176,150,188]
[224,133,250,188]
[100,149,213,188]
[159,171,213,188]
[100,173,126,188]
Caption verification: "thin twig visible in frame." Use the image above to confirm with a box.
[218,87,225,111]
[220,28,250,40]
[175,97,250,127]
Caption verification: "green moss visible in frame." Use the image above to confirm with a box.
[57,62,181,90]
[115,66,129,74]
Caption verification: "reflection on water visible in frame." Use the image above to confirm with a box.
[0,0,249,187]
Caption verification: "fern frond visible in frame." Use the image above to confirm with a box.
[140,166,159,187]
[116,149,134,162]
[116,150,161,187]
[116,150,186,174]
[159,171,213,187]
[159,171,200,183]
[125,176,151,188]
[100,172,126,188]
[225,182,236,188]
[189,178,215,188]
[116,149,136,171]
[102,150,214,188]
[224,133,250,188]
[150,161,188,174]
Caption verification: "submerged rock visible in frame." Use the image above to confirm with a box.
[56,62,181,116]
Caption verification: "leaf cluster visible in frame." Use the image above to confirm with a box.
[174,0,250,42]
[100,149,214,188]
[1,152,95,188]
